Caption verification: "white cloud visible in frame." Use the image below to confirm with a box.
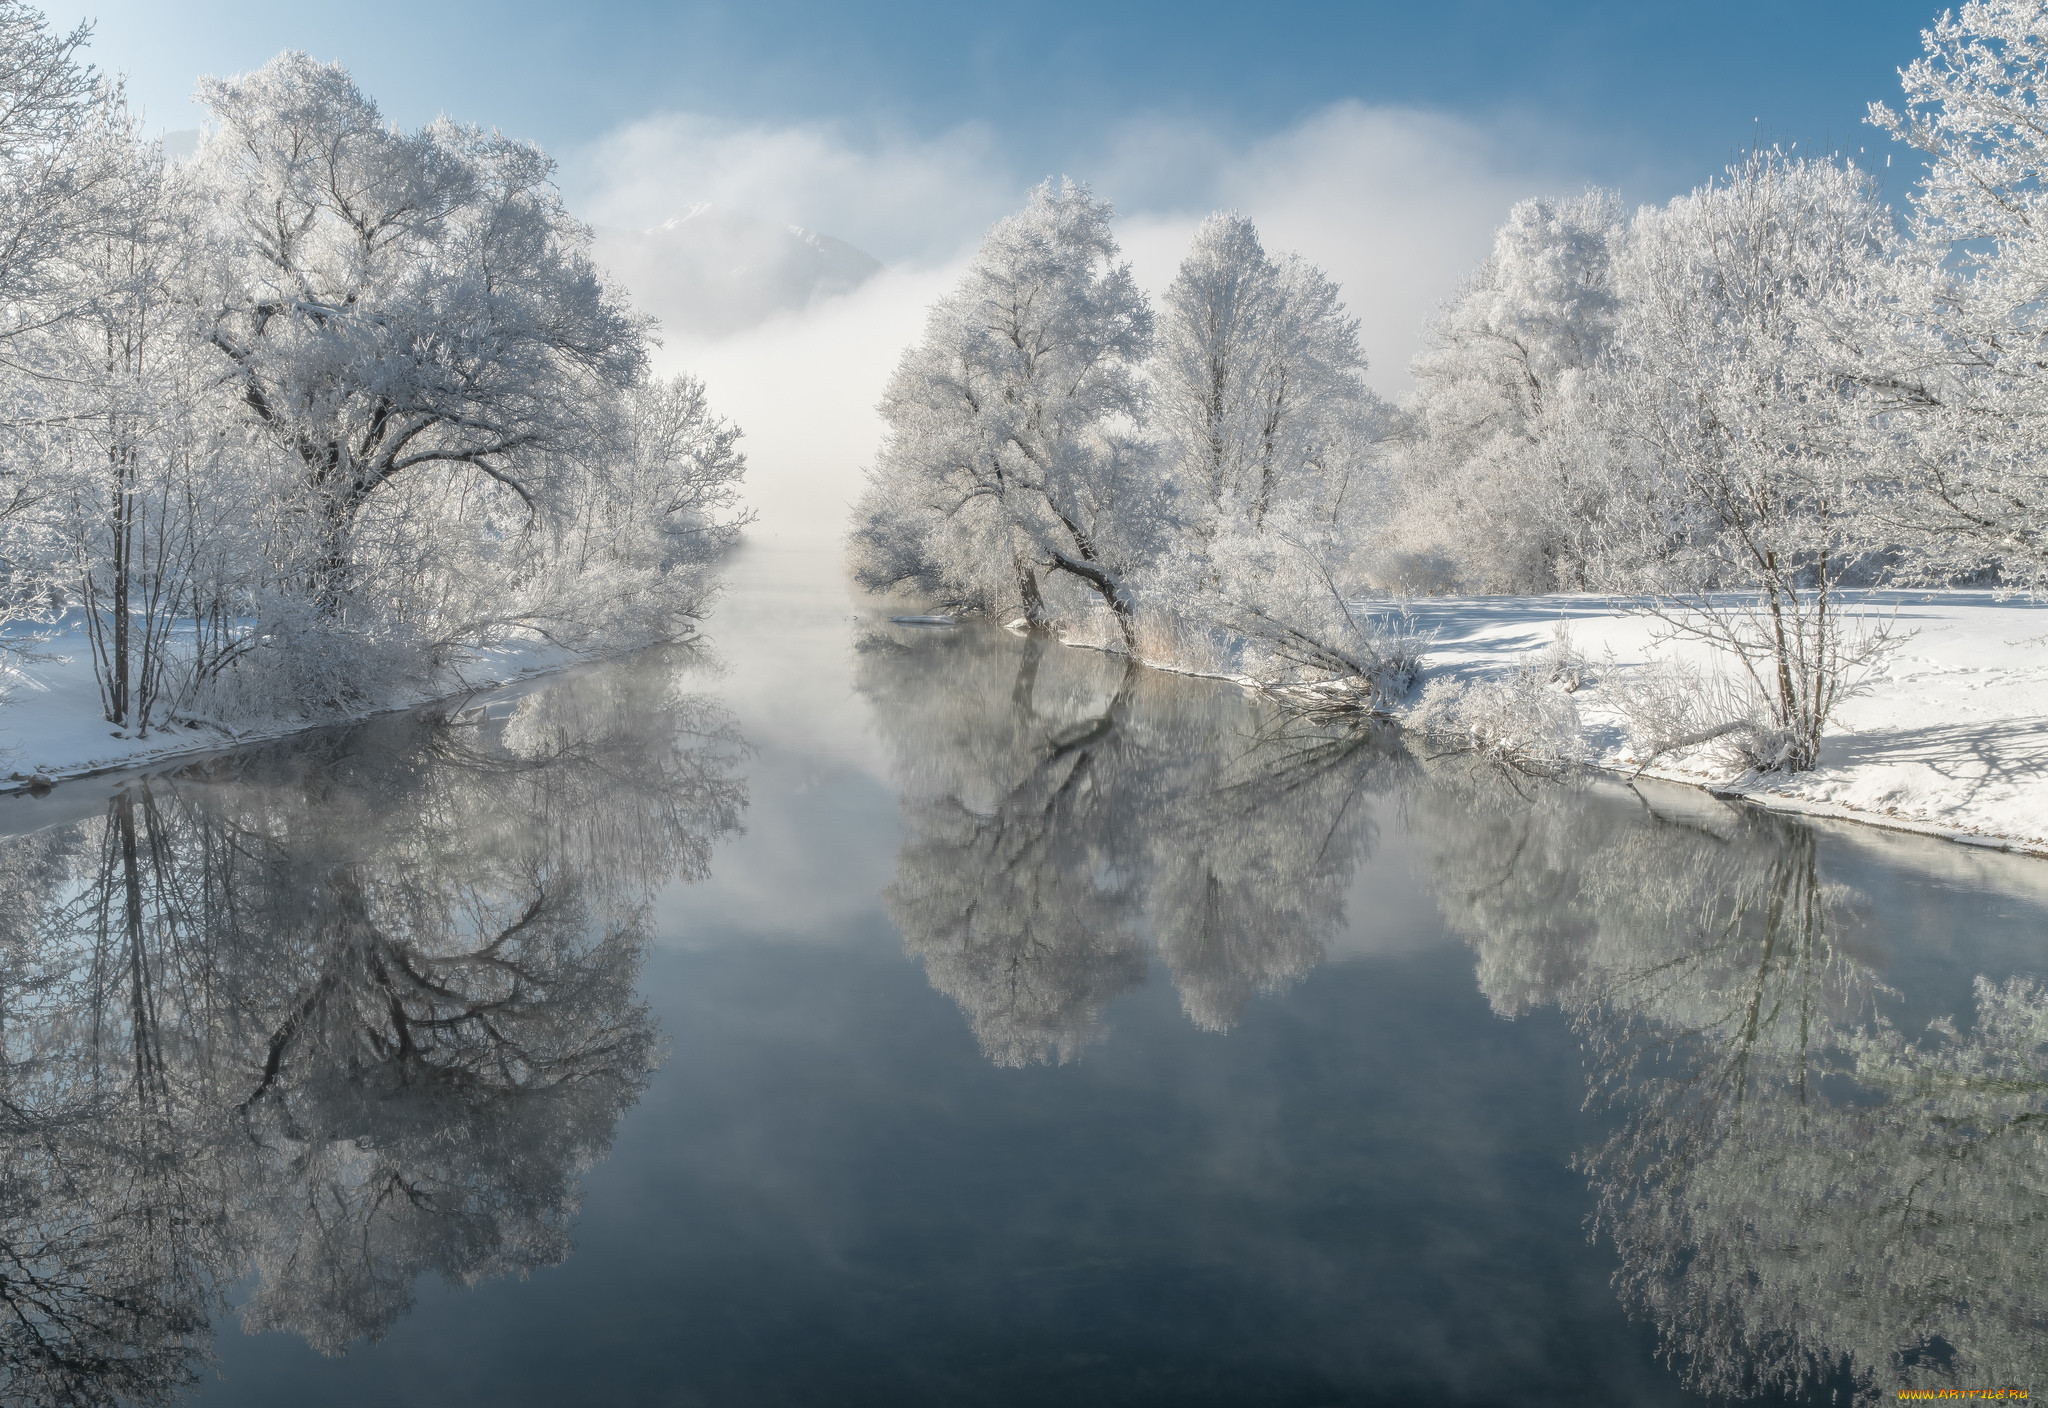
[571,100,1590,538]
[565,113,1013,264]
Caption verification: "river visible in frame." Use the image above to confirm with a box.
[0,538,2041,1406]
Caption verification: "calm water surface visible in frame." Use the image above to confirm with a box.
[0,539,2043,1407]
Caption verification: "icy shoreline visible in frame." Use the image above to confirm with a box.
[0,627,597,797]
[1060,589,2048,859]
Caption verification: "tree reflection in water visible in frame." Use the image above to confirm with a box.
[1414,764,2048,1403]
[0,653,746,1405]
[863,626,2045,1400]
[858,626,1401,1063]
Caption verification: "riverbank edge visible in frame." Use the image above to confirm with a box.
[0,642,669,800]
[1050,633,2048,862]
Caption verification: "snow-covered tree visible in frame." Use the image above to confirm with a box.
[851,196,1401,696]
[1604,152,1900,771]
[1155,213,1371,538]
[99,52,751,724]
[1129,213,1411,695]
[848,179,1156,642]
[39,106,248,736]
[0,1,123,666]
[1157,213,1270,518]
[191,52,647,611]
[0,41,750,741]
[615,373,751,570]
[0,3,110,337]
[1388,190,1626,592]
[1869,0,2048,591]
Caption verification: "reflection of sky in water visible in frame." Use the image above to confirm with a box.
[4,539,2040,1405]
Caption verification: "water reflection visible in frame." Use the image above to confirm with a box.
[1414,765,2048,1402]
[0,654,745,1405]
[858,628,1399,1063]
[862,627,2047,1401]
[1,613,2040,1405]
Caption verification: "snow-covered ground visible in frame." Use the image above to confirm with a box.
[0,621,584,791]
[1390,590,2048,855]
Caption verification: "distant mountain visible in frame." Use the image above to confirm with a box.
[591,204,883,338]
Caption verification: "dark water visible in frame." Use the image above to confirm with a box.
[0,541,2042,1407]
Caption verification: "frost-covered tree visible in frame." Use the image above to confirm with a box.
[1136,213,1410,697]
[0,37,748,746]
[1869,0,2048,591]
[0,3,110,337]
[0,1,123,662]
[1156,213,1370,538]
[535,374,749,630]
[850,196,1400,692]
[849,180,1155,642]
[191,52,646,610]
[0,77,274,740]
[331,371,747,695]
[114,52,748,723]
[1157,213,1270,518]
[41,106,248,735]
[1605,153,1900,771]
[615,373,751,569]
[1388,190,1626,593]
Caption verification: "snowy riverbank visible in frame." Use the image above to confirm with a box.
[0,622,589,793]
[1384,590,2048,856]
[10,588,2043,859]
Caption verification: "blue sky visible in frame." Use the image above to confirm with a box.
[59,0,1940,203]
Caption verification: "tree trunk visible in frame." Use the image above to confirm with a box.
[1017,558,1049,630]
[314,490,356,618]
[1106,588,1137,652]
[1045,553,1137,652]
[112,441,133,726]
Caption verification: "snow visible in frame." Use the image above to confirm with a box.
[1388,590,2048,855]
[0,620,585,791]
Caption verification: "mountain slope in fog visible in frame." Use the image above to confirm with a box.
[593,204,883,337]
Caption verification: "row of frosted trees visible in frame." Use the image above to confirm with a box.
[852,0,2048,771]
[1401,1,2048,605]
[849,184,1395,686]
[0,12,747,739]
